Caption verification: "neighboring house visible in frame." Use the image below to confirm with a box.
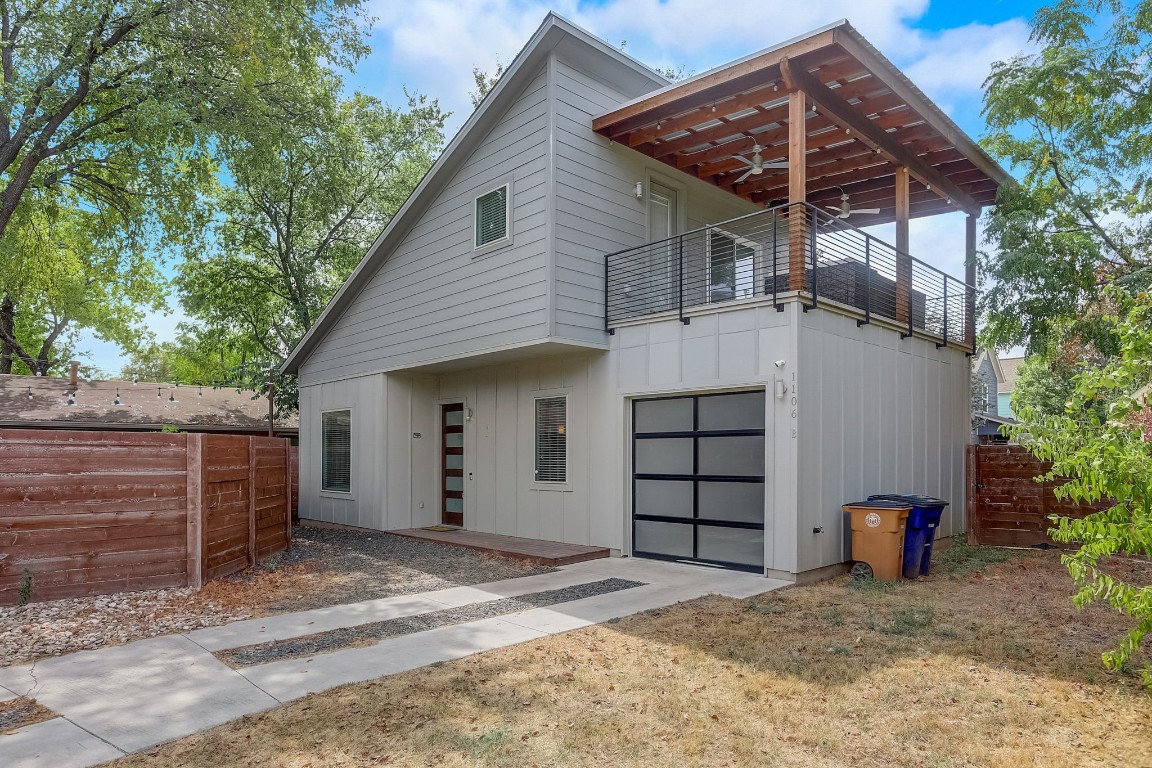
[281,15,1010,579]
[971,347,1015,443]
[998,355,1024,418]
[0,367,297,437]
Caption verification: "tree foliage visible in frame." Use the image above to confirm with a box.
[980,0,1152,352]
[1009,290,1152,686]
[175,90,447,411]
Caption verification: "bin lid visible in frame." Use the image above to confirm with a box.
[867,493,950,508]
[842,499,912,509]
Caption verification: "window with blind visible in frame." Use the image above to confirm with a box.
[534,396,567,483]
[322,410,352,493]
[475,185,509,247]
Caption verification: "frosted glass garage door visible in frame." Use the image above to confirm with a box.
[631,391,766,572]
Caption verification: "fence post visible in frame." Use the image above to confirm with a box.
[858,237,871,327]
[937,275,949,348]
[806,210,818,310]
[284,439,293,547]
[603,254,612,334]
[247,436,257,567]
[185,433,203,589]
[772,210,782,310]
[678,234,689,324]
[965,444,978,545]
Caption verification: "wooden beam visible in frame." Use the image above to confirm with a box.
[965,214,977,349]
[627,83,785,147]
[894,166,911,326]
[788,88,808,292]
[593,27,838,135]
[779,57,981,215]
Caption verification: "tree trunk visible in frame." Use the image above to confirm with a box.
[0,293,13,374]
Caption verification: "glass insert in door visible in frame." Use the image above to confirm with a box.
[441,403,464,526]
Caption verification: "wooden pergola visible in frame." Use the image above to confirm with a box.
[592,21,1011,311]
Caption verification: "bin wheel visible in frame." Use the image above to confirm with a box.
[850,562,874,581]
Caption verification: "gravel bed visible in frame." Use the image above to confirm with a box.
[217,577,646,668]
[1,526,556,668]
[0,697,57,734]
[256,526,557,612]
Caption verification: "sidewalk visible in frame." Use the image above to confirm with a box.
[0,557,786,768]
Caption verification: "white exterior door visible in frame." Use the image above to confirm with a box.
[647,181,679,313]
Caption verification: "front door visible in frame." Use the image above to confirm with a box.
[441,403,464,526]
[648,181,679,313]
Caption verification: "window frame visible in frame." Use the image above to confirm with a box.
[473,181,513,255]
[320,408,354,496]
[705,227,761,303]
[532,393,569,487]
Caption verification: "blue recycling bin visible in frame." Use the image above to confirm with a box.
[868,494,949,578]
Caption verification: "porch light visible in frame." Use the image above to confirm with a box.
[557,425,565,435]
[634,181,644,198]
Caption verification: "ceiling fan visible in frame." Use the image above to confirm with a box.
[826,190,880,220]
[732,144,788,184]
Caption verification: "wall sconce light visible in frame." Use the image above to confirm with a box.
[775,380,788,399]
[465,407,474,421]
[634,181,644,199]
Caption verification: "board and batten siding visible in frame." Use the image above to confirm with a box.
[794,308,970,573]
[297,65,553,387]
[549,56,760,347]
[298,373,439,531]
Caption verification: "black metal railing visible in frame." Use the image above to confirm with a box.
[604,202,974,349]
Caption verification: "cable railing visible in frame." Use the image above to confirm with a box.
[604,202,974,349]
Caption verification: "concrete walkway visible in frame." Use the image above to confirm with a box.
[0,557,787,768]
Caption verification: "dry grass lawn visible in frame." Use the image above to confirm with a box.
[108,544,1152,768]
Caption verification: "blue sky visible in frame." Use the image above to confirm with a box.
[79,0,1046,373]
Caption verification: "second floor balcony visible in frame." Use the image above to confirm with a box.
[604,202,974,351]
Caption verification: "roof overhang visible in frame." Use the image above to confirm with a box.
[592,21,1012,225]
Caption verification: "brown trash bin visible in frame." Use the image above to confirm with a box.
[843,500,911,581]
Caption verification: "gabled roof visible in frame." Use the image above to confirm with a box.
[281,13,668,375]
[592,20,1011,223]
[998,356,1025,393]
[972,347,1005,383]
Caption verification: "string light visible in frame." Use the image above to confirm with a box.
[26,386,33,401]
[198,387,203,397]
[114,388,121,405]
[157,387,162,398]
[66,391,75,406]
[169,392,175,402]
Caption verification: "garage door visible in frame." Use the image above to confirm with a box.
[631,390,765,572]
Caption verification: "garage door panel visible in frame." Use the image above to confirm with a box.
[634,398,694,433]
[698,481,764,523]
[697,435,765,476]
[635,479,694,517]
[635,520,694,558]
[698,526,764,567]
[698,391,766,431]
[635,438,694,475]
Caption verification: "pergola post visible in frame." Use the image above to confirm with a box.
[894,166,911,328]
[787,88,807,292]
[965,213,977,350]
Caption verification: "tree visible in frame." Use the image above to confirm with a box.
[1010,290,1152,687]
[176,91,447,411]
[470,62,505,108]
[1012,354,1077,417]
[0,201,166,374]
[0,0,370,373]
[980,0,1152,353]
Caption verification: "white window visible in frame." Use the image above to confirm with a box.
[322,410,351,493]
[475,184,510,248]
[534,396,567,483]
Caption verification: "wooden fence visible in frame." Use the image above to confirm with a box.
[0,429,297,605]
[966,444,1107,547]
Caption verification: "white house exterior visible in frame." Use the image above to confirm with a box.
[282,15,1009,579]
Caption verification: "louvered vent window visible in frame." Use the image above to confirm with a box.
[534,396,567,483]
[322,410,351,493]
[475,185,508,247]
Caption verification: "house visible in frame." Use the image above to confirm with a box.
[970,347,1015,442]
[997,355,1024,418]
[281,15,1010,579]
[0,365,297,437]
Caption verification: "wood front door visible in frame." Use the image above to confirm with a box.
[441,403,464,526]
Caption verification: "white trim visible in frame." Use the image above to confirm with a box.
[473,180,514,255]
[319,407,354,497]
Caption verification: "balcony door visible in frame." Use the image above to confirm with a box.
[647,181,679,313]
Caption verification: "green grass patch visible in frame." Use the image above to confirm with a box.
[934,539,1014,576]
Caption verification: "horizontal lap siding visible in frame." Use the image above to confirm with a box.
[550,58,761,346]
[298,66,553,386]
[0,429,190,604]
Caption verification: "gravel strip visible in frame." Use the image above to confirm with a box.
[0,697,57,734]
[217,578,646,668]
[2,526,556,667]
